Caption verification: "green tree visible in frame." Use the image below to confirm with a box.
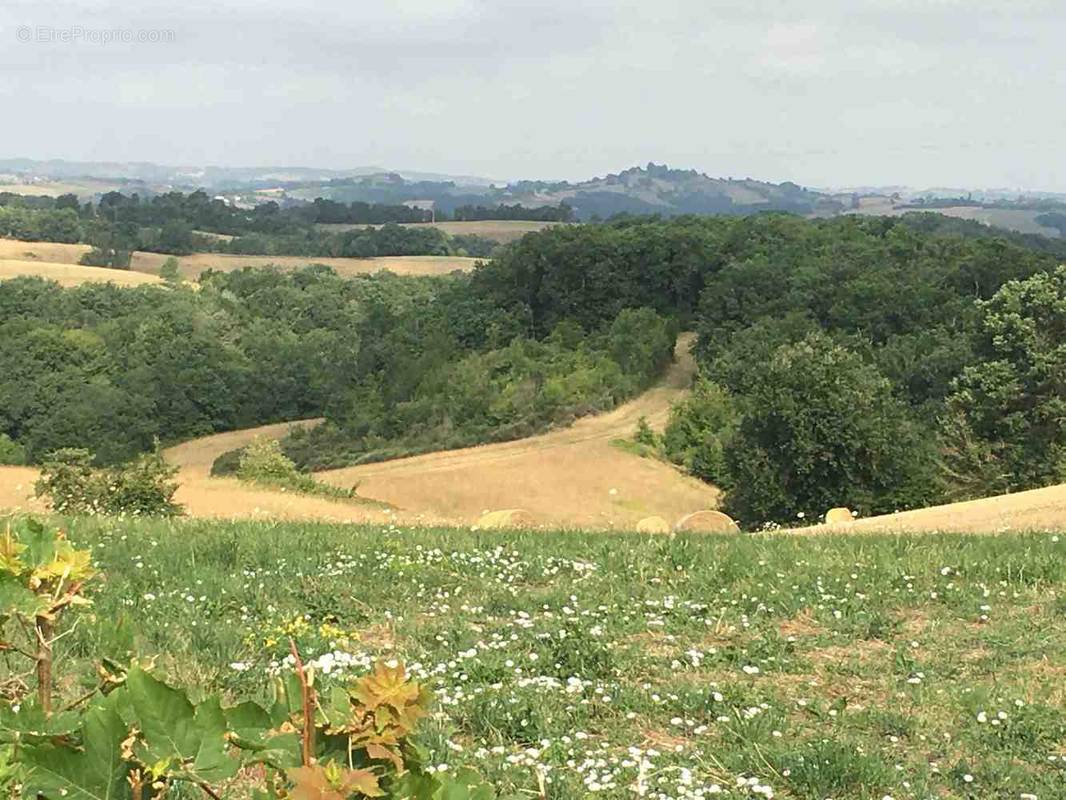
[723,334,936,526]
[663,379,739,484]
[0,433,27,465]
[941,266,1066,496]
[158,256,182,283]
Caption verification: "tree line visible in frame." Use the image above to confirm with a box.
[0,190,570,264]
[0,266,675,471]
[469,213,1066,525]
[3,209,1063,528]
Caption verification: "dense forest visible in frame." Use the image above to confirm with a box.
[2,210,1064,526]
[465,213,1065,523]
[0,191,569,263]
[0,267,674,470]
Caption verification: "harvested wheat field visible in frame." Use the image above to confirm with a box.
[316,334,723,530]
[793,481,1066,535]
[0,258,163,287]
[0,239,481,281]
[0,238,92,264]
[129,251,481,280]
[0,467,48,514]
[317,220,564,243]
[158,419,447,526]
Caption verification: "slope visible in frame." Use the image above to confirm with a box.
[314,334,721,529]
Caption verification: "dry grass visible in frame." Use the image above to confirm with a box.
[129,252,481,280]
[316,220,563,243]
[0,467,48,514]
[315,334,723,530]
[0,179,124,198]
[794,481,1066,534]
[0,238,91,264]
[0,238,481,281]
[0,258,162,287]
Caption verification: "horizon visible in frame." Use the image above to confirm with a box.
[5,156,1066,199]
[2,1,1063,192]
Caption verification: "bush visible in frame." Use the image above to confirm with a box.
[0,433,26,466]
[237,437,355,500]
[209,446,243,476]
[721,335,937,526]
[634,415,658,447]
[663,379,739,485]
[34,447,182,516]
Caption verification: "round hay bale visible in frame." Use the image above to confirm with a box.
[474,509,537,530]
[824,507,854,525]
[635,516,671,534]
[674,510,740,534]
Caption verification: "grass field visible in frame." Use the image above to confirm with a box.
[0,238,482,282]
[0,179,125,198]
[29,514,1066,799]
[128,251,482,279]
[846,201,1063,239]
[0,257,163,287]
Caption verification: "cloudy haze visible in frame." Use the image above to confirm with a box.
[1,0,1064,189]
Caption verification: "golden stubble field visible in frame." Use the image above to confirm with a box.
[316,219,564,243]
[0,238,482,283]
[313,334,722,530]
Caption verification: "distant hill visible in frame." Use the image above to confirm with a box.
[4,158,1066,237]
[289,163,843,220]
[0,158,841,220]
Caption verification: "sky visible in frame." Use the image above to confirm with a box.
[1,0,1064,190]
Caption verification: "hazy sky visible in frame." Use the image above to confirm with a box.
[2,0,1064,189]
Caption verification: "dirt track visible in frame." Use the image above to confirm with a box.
[314,334,722,529]
[6,325,1066,532]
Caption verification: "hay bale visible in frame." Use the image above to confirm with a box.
[474,509,537,530]
[674,510,740,534]
[824,507,854,525]
[635,516,671,534]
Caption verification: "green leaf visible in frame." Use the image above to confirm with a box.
[224,700,273,734]
[19,701,131,800]
[19,520,58,573]
[0,700,79,744]
[229,730,302,770]
[433,768,495,800]
[0,575,48,619]
[126,666,237,782]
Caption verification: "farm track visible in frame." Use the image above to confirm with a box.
[3,317,1066,531]
[313,334,723,529]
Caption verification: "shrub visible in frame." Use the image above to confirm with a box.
[209,446,243,476]
[634,415,658,447]
[34,447,182,516]
[237,437,356,501]
[722,335,937,526]
[158,255,182,283]
[0,433,26,466]
[663,379,739,485]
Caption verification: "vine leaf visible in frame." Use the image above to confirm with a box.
[19,701,131,800]
[288,763,383,799]
[352,663,420,712]
[126,666,237,783]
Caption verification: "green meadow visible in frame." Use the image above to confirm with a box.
[23,516,1065,800]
